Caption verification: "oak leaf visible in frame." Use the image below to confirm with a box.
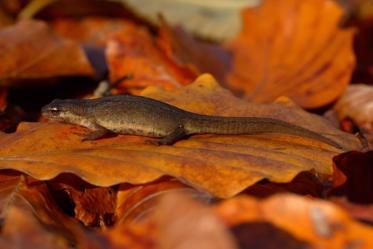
[226,0,355,108]
[0,20,94,82]
[0,75,362,198]
[215,194,373,249]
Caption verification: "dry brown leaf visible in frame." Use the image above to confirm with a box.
[156,18,230,85]
[57,184,117,227]
[102,222,156,249]
[115,178,210,224]
[215,194,373,249]
[106,22,197,94]
[0,206,69,249]
[153,193,238,249]
[0,19,94,82]
[0,75,362,198]
[226,0,355,108]
[0,171,96,248]
[51,17,137,47]
[334,84,373,132]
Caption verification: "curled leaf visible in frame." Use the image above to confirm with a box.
[334,84,373,132]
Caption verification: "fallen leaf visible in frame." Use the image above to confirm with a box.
[120,0,259,41]
[0,19,94,82]
[334,84,373,132]
[0,206,69,249]
[226,0,355,108]
[51,17,159,81]
[115,178,211,224]
[0,171,92,247]
[156,18,231,85]
[51,17,137,47]
[215,194,373,249]
[106,23,197,94]
[102,222,156,249]
[48,174,117,227]
[0,75,362,198]
[153,193,238,249]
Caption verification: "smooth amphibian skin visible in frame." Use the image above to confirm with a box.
[42,95,343,149]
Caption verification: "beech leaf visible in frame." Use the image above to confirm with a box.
[0,75,362,198]
[226,0,355,108]
[0,20,94,82]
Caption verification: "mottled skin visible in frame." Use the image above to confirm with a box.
[42,95,343,149]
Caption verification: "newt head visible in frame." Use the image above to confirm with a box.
[41,99,92,128]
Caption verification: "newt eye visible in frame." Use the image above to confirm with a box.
[49,107,60,115]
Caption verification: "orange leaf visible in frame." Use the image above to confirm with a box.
[51,17,138,47]
[115,178,210,224]
[0,171,92,247]
[0,206,69,249]
[0,75,362,198]
[215,194,373,249]
[334,84,373,133]
[106,23,197,94]
[226,0,355,108]
[156,18,230,85]
[0,20,94,81]
[152,193,237,249]
[48,175,117,227]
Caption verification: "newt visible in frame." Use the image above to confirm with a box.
[42,95,343,149]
